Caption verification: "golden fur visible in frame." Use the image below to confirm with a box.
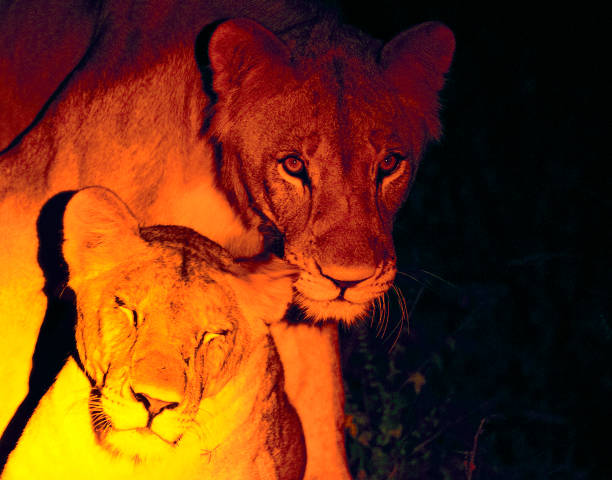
[0,4,454,478]
[2,187,305,480]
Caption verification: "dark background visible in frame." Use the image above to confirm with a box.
[331,3,610,479]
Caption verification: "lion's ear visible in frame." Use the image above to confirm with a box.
[208,18,291,98]
[230,256,298,326]
[381,22,455,139]
[63,187,144,285]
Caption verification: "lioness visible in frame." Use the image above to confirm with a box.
[2,187,305,480]
[0,3,454,478]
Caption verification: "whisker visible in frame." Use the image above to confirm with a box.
[91,412,111,433]
[379,295,384,323]
[65,391,91,414]
[381,291,391,339]
[390,286,400,325]
[88,388,113,435]
[378,294,386,337]
[397,268,458,296]
[398,285,410,333]
[372,296,380,332]
[418,269,457,288]
[385,293,391,336]
[396,270,429,287]
[385,284,411,353]
[191,409,214,443]
[388,305,403,353]
[188,420,205,443]
[374,295,383,337]
[385,291,391,338]
[392,285,407,331]
[408,285,425,321]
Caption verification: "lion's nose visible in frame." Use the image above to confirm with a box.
[131,388,179,417]
[319,264,375,289]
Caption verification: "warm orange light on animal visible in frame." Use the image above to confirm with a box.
[0,9,453,479]
[1,188,305,479]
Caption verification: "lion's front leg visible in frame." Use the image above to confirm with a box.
[269,320,352,480]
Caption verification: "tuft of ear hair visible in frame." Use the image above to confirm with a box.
[231,256,298,326]
[381,21,455,139]
[62,186,144,286]
[381,22,455,87]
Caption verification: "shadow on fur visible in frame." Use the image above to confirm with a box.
[0,191,78,473]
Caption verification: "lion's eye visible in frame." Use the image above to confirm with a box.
[203,330,229,344]
[378,154,403,178]
[280,155,306,177]
[115,296,138,327]
[203,332,221,343]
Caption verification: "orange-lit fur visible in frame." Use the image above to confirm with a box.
[2,187,305,480]
[0,5,454,478]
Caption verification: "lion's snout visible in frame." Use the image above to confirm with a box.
[131,388,180,419]
[131,350,187,409]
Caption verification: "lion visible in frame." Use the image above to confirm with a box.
[0,4,454,478]
[1,187,305,480]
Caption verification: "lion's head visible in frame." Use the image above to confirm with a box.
[206,19,454,322]
[62,187,296,463]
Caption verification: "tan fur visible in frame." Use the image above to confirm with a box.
[2,187,305,480]
[0,4,453,478]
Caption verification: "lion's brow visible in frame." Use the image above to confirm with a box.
[139,225,234,276]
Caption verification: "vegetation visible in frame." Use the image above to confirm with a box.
[338,3,609,478]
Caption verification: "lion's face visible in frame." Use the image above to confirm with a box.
[74,257,243,459]
[208,20,455,322]
[62,188,294,462]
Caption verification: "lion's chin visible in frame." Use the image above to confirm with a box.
[100,428,178,462]
[294,293,371,325]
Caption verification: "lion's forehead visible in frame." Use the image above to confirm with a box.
[101,259,237,333]
[246,77,417,161]
[127,279,233,315]
[115,246,229,285]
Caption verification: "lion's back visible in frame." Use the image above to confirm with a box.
[0,0,320,151]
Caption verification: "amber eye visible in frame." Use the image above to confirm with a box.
[200,329,230,348]
[281,155,306,177]
[378,154,402,177]
[203,332,223,344]
[115,296,138,328]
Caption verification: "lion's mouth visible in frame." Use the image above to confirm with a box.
[290,269,390,323]
[89,387,184,456]
[119,427,180,444]
[90,409,178,444]
[334,287,350,301]
[292,289,372,323]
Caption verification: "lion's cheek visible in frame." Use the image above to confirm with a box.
[259,174,311,237]
[379,171,414,220]
[81,328,132,388]
[195,345,234,398]
[75,319,106,384]
[101,392,148,432]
